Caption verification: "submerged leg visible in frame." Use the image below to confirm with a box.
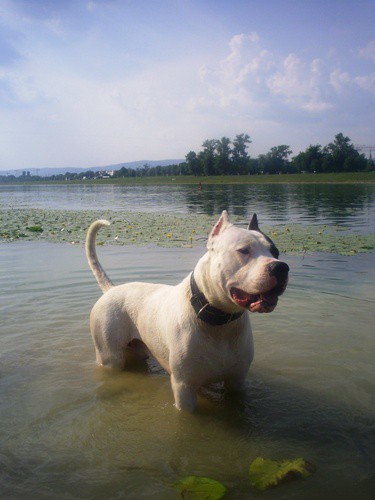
[224,373,249,393]
[171,374,197,412]
[90,306,132,370]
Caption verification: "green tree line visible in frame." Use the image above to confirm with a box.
[0,133,373,183]
[113,132,371,177]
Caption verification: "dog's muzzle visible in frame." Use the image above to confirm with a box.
[230,261,289,314]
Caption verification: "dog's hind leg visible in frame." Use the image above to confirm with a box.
[91,328,127,369]
[90,306,133,370]
[126,339,150,360]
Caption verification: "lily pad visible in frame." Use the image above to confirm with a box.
[26,225,43,232]
[175,476,226,499]
[249,457,315,492]
[0,208,374,254]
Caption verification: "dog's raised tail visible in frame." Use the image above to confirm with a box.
[86,220,114,293]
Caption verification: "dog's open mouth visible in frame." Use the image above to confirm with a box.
[230,287,279,313]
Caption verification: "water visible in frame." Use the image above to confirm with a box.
[0,184,374,498]
[1,182,374,231]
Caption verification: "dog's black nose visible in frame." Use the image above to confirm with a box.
[268,261,289,282]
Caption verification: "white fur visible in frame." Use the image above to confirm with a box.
[86,211,281,411]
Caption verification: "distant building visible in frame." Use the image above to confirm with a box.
[95,170,114,179]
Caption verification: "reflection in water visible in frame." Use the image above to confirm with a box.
[1,183,374,231]
[184,183,375,230]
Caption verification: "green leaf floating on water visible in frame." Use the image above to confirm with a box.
[1,208,374,254]
[175,476,226,499]
[26,225,43,232]
[249,457,314,492]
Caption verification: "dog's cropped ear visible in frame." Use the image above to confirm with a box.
[209,210,230,239]
[248,213,260,231]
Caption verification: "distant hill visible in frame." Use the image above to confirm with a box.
[2,159,184,177]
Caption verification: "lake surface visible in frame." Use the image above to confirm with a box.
[1,182,374,231]
[0,184,374,498]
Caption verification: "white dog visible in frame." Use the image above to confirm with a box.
[86,211,289,411]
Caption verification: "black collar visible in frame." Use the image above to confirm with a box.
[190,272,244,326]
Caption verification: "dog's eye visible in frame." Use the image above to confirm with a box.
[238,247,250,256]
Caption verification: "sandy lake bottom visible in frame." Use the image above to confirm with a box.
[0,241,374,498]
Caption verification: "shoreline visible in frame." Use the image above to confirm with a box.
[0,172,374,186]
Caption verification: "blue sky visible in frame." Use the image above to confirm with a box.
[0,0,374,170]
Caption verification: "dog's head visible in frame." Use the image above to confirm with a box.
[207,211,289,314]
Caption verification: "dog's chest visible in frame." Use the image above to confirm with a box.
[185,329,252,383]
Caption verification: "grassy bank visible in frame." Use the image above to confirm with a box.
[103,171,374,185]
[1,171,374,186]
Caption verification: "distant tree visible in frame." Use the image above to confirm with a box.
[292,144,324,173]
[185,151,202,176]
[64,172,79,180]
[260,145,292,174]
[366,156,375,172]
[232,133,252,174]
[140,163,150,176]
[179,162,189,175]
[214,137,232,175]
[322,133,366,172]
[80,170,95,179]
[201,139,216,175]
[248,158,260,175]
[113,166,130,177]
[154,165,164,176]
[270,145,292,161]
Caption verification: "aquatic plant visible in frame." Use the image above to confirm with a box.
[0,208,374,255]
[249,457,315,492]
[175,476,226,499]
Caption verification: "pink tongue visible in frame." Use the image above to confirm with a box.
[250,299,265,312]
[232,289,255,308]
[236,296,252,307]
[251,295,278,313]
[231,288,278,313]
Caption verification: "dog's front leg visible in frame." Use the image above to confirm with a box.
[171,374,197,412]
[224,373,249,393]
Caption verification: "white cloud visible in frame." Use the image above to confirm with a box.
[195,33,274,111]
[359,40,375,62]
[86,1,96,12]
[0,43,209,167]
[222,33,273,84]
[354,74,375,94]
[0,5,374,170]
[329,69,351,93]
[196,35,334,115]
[0,67,48,105]
[267,54,332,112]
[329,69,375,95]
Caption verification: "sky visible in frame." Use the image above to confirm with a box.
[0,0,374,171]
